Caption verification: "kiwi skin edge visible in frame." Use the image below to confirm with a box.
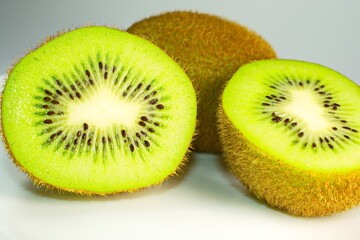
[128,11,277,154]
[217,106,360,217]
[0,26,195,196]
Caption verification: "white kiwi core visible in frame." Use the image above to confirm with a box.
[284,89,330,131]
[67,87,141,128]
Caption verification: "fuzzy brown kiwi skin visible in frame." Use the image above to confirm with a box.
[217,105,360,217]
[128,11,277,154]
[0,26,196,196]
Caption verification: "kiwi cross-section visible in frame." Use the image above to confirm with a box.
[219,59,360,216]
[1,26,197,195]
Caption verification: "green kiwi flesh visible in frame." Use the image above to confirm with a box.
[1,26,197,195]
[219,59,360,216]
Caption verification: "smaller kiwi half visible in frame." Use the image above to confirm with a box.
[1,26,197,195]
[218,59,360,216]
[128,11,277,153]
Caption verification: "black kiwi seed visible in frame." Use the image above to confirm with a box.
[272,116,282,123]
[86,70,90,77]
[141,116,148,121]
[130,144,134,152]
[156,104,164,109]
[51,100,60,104]
[99,62,103,70]
[121,130,126,137]
[83,123,89,130]
[44,90,52,96]
[139,121,146,127]
[43,97,51,102]
[47,111,55,115]
[77,131,81,137]
[148,128,155,133]
[144,140,150,147]
[44,119,52,124]
[298,132,304,137]
[150,99,158,104]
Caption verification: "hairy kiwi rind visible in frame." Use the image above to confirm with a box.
[218,106,360,217]
[0,26,196,196]
[128,11,277,154]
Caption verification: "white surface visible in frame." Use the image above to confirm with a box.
[1,70,360,240]
[1,1,360,239]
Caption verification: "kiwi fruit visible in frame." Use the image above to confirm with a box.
[218,59,360,216]
[128,11,277,153]
[1,26,197,195]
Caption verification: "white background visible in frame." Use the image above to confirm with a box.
[1,0,360,239]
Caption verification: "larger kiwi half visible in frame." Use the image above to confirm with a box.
[1,26,197,195]
[128,11,277,153]
[219,59,360,216]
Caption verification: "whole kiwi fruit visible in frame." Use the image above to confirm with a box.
[128,11,277,153]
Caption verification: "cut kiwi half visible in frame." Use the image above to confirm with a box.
[128,11,277,153]
[218,59,360,216]
[1,26,197,195]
